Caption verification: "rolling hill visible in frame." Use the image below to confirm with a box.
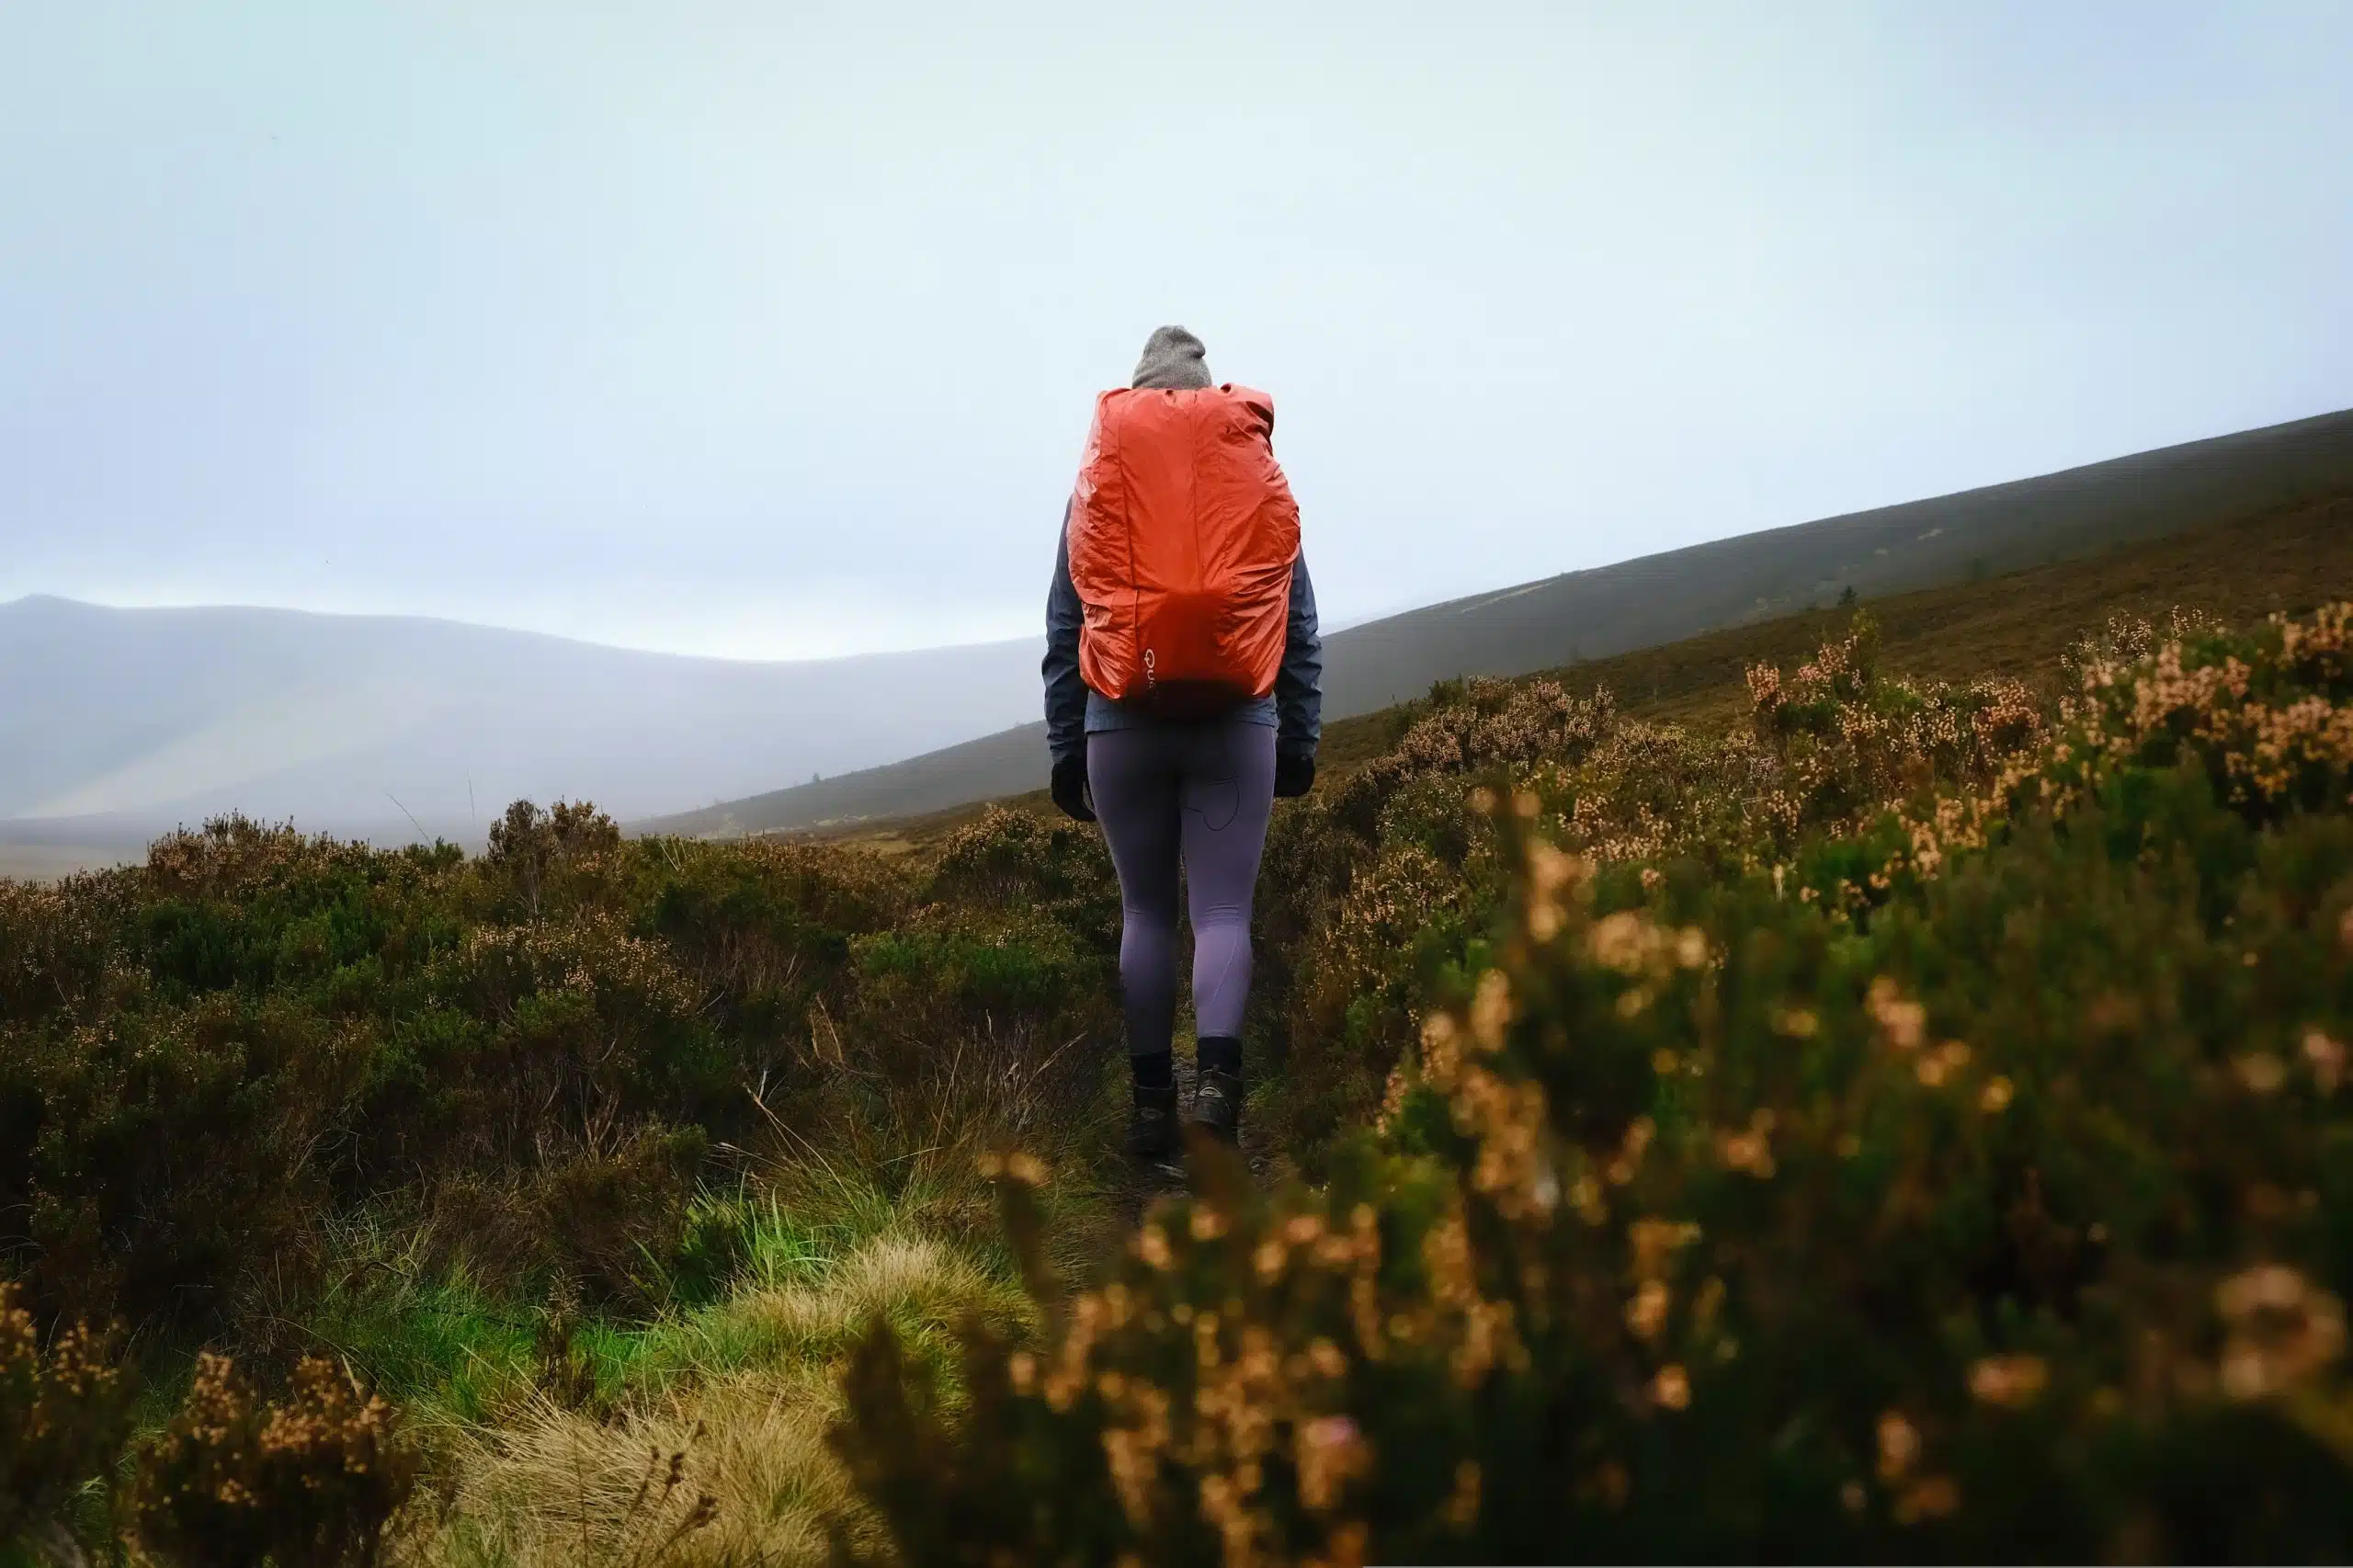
[0,598,1040,848]
[639,405,2353,839]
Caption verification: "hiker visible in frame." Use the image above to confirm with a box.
[1042,325,1323,1159]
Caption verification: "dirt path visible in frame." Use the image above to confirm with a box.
[1118,1050,1276,1223]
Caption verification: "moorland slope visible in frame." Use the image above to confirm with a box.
[647,409,2353,840]
[644,409,2353,837]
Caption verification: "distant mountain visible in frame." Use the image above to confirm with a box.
[0,599,1040,840]
[640,406,2353,839]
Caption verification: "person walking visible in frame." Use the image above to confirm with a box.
[1042,325,1323,1160]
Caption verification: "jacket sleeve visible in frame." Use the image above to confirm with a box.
[1043,502,1087,766]
[1277,551,1324,757]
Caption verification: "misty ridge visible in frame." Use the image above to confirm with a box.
[0,597,1038,841]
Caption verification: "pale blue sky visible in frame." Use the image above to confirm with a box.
[4,2,2347,659]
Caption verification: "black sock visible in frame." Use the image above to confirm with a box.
[1131,1051,1174,1092]
[1197,1036,1243,1080]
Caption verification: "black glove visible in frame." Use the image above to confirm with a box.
[1050,753,1096,822]
[1274,749,1316,799]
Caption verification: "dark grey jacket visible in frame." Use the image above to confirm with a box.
[1043,502,1323,767]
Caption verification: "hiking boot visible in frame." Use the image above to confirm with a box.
[1188,1068,1244,1146]
[1128,1082,1179,1161]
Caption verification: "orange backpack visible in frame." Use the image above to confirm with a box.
[1065,384,1301,713]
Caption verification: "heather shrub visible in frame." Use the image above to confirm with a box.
[1268,837,1494,1172]
[0,805,970,1331]
[391,904,726,1172]
[1742,610,2041,850]
[5,1310,418,1567]
[1322,676,1617,846]
[2,994,361,1328]
[2036,600,2353,826]
[1539,720,1762,869]
[1238,797,1355,1084]
[1260,680,1616,1167]
[131,1352,417,1568]
[0,1284,135,1558]
[853,917,1094,1031]
[634,834,907,1051]
[1265,613,2052,1172]
[483,797,625,917]
[926,806,1121,955]
[1844,601,2353,908]
[834,607,2353,1563]
[2057,605,2226,691]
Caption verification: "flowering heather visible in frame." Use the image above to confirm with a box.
[0,1283,136,1551]
[131,1352,417,1567]
[838,605,2353,1563]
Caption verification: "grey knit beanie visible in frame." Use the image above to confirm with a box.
[1131,325,1213,390]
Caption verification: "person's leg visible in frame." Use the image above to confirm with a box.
[1176,721,1278,1137]
[1086,728,1184,1089]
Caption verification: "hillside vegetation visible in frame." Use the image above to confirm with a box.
[642,407,2353,840]
[775,487,2353,858]
[5,510,2353,1563]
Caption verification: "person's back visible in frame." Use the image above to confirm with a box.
[1042,326,1323,1161]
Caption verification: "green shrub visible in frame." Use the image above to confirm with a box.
[926,807,1121,955]
[826,910,1120,1177]
[633,833,906,1052]
[3,994,359,1329]
[482,797,624,918]
[0,806,941,1334]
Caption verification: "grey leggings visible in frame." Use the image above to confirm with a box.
[1087,721,1278,1059]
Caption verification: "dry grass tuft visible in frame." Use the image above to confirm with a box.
[406,1233,1010,1568]
[416,1373,841,1568]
